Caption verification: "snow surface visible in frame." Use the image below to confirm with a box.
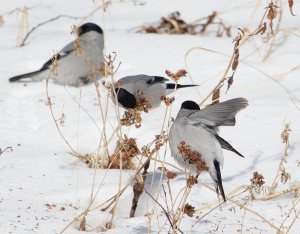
[0,0,300,233]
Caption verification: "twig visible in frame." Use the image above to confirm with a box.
[20,15,84,46]
[145,190,184,234]
[230,199,279,231]
[0,147,13,156]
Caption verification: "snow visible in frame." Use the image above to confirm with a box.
[0,0,300,233]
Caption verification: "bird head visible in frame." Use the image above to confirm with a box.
[78,22,103,36]
[181,100,200,110]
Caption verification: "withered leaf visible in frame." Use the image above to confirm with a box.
[226,75,234,93]
[288,0,296,16]
[212,88,220,105]
[254,22,267,35]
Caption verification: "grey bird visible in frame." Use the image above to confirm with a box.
[112,75,198,109]
[169,98,248,202]
[9,22,104,86]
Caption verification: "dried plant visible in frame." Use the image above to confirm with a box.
[138,11,232,37]
[288,0,296,16]
[249,171,265,199]
[186,175,198,188]
[0,146,13,156]
[281,122,291,156]
[165,69,187,82]
[35,1,300,233]
[178,141,209,173]
[166,170,177,180]
[120,91,152,128]
[16,6,28,47]
[160,96,175,106]
[109,136,140,169]
[184,203,196,217]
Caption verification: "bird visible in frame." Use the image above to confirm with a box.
[9,22,104,86]
[112,75,198,110]
[168,98,248,202]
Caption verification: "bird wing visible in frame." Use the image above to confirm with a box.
[186,98,248,127]
[215,134,244,157]
[146,76,169,84]
[41,41,75,70]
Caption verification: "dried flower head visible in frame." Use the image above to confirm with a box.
[184,203,196,217]
[165,69,187,82]
[160,96,175,106]
[154,131,168,150]
[186,175,198,188]
[136,90,152,112]
[178,141,208,173]
[250,171,265,189]
[120,109,142,128]
[166,170,177,180]
[120,91,152,128]
[109,136,140,169]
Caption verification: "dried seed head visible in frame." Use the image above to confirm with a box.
[178,141,209,173]
[186,175,198,188]
[184,203,196,217]
[141,146,151,157]
[154,131,168,150]
[165,69,187,82]
[109,136,140,169]
[160,96,175,106]
[135,90,152,113]
[250,171,265,188]
[166,170,177,180]
[120,91,152,128]
[121,109,143,128]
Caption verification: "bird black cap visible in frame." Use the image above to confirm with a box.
[181,100,200,110]
[79,22,103,35]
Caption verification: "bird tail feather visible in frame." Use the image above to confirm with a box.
[166,83,199,90]
[213,159,226,202]
[9,69,43,82]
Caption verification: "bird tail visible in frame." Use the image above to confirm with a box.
[213,159,226,202]
[9,69,43,82]
[166,83,199,90]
